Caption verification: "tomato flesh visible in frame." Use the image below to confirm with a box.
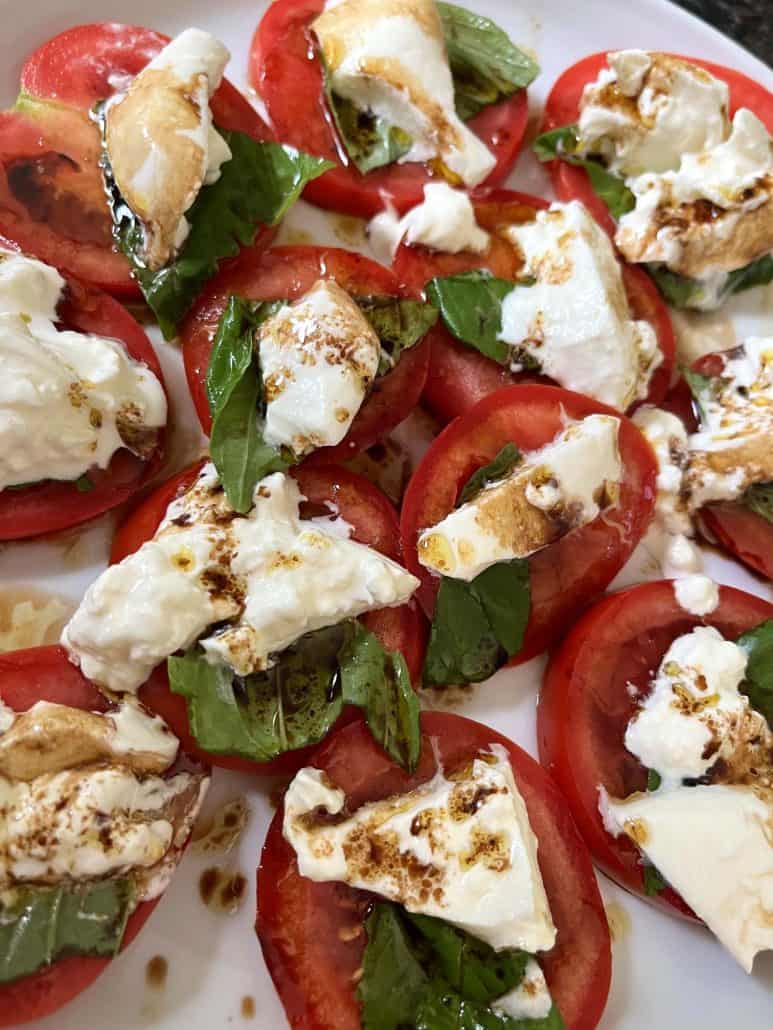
[540,52,773,236]
[538,580,773,918]
[393,188,675,423]
[257,712,611,1030]
[112,461,426,774]
[249,0,530,219]
[400,384,657,663]
[0,646,161,1026]
[0,270,166,541]
[180,245,433,462]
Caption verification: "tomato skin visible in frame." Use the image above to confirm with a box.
[249,0,530,219]
[400,384,657,663]
[180,245,433,462]
[0,645,164,1026]
[538,581,773,919]
[111,461,426,774]
[393,188,675,423]
[540,52,773,235]
[257,712,611,1030]
[0,268,167,541]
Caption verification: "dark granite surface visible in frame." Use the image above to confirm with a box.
[674,0,772,64]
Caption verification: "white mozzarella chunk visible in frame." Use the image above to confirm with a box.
[418,414,622,581]
[368,184,490,261]
[601,784,773,972]
[492,958,553,1020]
[283,745,557,953]
[673,574,719,616]
[687,337,773,509]
[313,0,496,187]
[258,280,381,456]
[0,252,166,491]
[63,466,418,692]
[578,50,730,176]
[499,202,661,409]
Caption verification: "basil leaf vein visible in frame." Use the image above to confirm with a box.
[427,271,518,365]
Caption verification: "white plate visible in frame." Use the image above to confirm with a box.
[1,1,772,1027]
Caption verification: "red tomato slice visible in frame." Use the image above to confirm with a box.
[111,461,426,774]
[248,0,530,219]
[0,266,167,541]
[538,580,773,919]
[0,645,176,1026]
[257,712,611,1030]
[400,384,657,663]
[3,24,271,298]
[393,188,676,423]
[540,52,773,237]
[180,245,434,462]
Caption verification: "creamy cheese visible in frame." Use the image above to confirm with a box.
[492,958,553,1020]
[673,574,719,615]
[258,280,381,456]
[578,50,730,176]
[418,414,622,581]
[283,746,557,953]
[602,784,772,972]
[616,109,773,291]
[0,252,166,490]
[104,28,232,271]
[686,337,773,509]
[499,202,661,409]
[63,466,418,692]
[632,406,691,537]
[313,0,496,187]
[368,184,490,262]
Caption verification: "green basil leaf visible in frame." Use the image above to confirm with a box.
[681,366,714,424]
[458,444,522,507]
[340,621,421,772]
[206,295,292,513]
[741,482,773,526]
[167,626,347,762]
[356,296,439,375]
[646,267,707,309]
[736,619,773,726]
[424,560,530,687]
[427,272,517,365]
[533,123,634,219]
[726,253,773,295]
[647,768,662,792]
[416,977,566,1030]
[103,125,331,339]
[327,89,413,175]
[642,864,668,897]
[437,3,539,121]
[74,473,94,493]
[358,905,429,1030]
[0,880,134,984]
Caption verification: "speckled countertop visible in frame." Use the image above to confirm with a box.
[675,0,772,63]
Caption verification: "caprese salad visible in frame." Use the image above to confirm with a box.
[535,50,773,310]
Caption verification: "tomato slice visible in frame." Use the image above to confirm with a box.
[393,188,675,423]
[538,580,773,919]
[0,267,167,541]
[111,461,426,774]
[257,712,611,1030]
[540,52,773,236]
[248,0,530,219]
[0,645,172,1026]
[400,384,657,663]
[180,244,434,462]
[2,24,271,297]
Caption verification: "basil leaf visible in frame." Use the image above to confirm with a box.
[427,272,517,365]
[458,444,522,507]
[649,255,773,310]
[167,626,347,762]
[424,560,530,687]
[741,482,773,526]
[642,864,667,897]
[325,86,413,175]
[103,126,331,339]
[736,619,773,726]
[726,253,773,295]
[533,124,634,220]
[75,473,94,493]
[0,880,134,984]
[340,622,421,772]
[206,295,292,513]
[647,768,662,792]
[356,296,439,375]
[358,905,429,1030]
[437,3,539,121]
[681,366,714,424]
[416,979,566,1030]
